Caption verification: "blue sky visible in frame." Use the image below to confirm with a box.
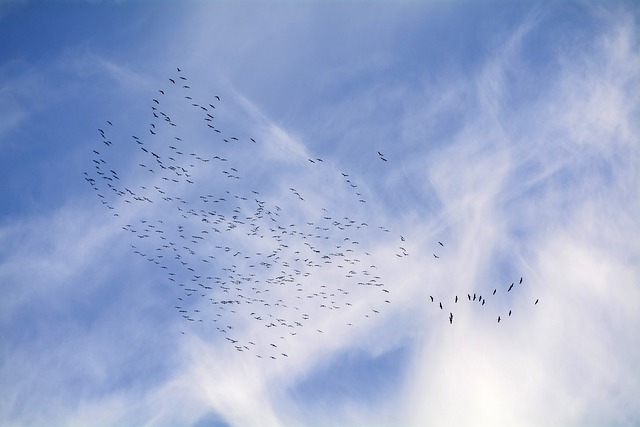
[1,1,639,426]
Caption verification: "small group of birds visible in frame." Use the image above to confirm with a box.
[428,270,539,324]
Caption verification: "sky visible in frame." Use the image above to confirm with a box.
[0,1,639,426]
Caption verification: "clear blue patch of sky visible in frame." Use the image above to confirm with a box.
[289,344,410,410]
[191,412,232,427]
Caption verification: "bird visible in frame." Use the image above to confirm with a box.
[508,310,512,316]
[497,316,501,323]
[535,299,539,305]
[449,313,453,324]
[519,277,523,284]
[508,283,514,292]
[492,289,496,295]
[438,241,443,246]
[433,254,439,258]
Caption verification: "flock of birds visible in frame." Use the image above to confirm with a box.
[85,68,538,359]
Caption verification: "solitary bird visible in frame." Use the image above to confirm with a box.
[497,316,501,323]
[535,299,539,305]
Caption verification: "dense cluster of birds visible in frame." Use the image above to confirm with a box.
[84,68,538,359]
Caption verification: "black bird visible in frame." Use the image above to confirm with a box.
[429,295,434,302]
[493,289,496,295]
[169,78,175,84]
[455,295,458,303]
[535,299,539,305]
[519,277,523,284]
[508,310,511,316]
[497,316,501,323]
[439,302,443,309]
[433,254,439,258]
[508,283,514,292]
[449,313,453,324]
[438,241,443,246]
